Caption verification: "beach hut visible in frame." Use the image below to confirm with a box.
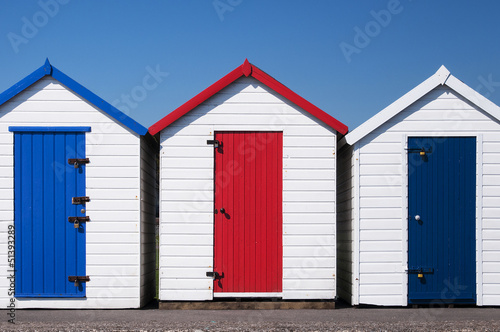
[0,60,156,308]
[149,59,348,301]
[338,65,500,306]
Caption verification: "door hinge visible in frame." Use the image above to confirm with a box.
[68,276,90,287]
[68,158,90,168]
[207,140,220,148]
[72,196,90,205]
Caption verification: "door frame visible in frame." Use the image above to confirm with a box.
[211,130,284,297]
[401,133,483,306]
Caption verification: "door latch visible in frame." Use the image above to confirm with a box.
[206,271,224,280]
[68,216,90,228]
[68,276,90,287]
[207,140,220,148]
[407,268,434,278]
[72,196,90,205]
[68,158,90,168]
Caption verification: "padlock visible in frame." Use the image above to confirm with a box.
[74,221,79,228]
[418,273,423,278]
[74,161,79,169]
[74,280,79,287]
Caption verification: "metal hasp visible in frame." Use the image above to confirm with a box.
[72,196,90,205]
[68,276,90,287]
[68,216,90,228]
[406,147,432,156]
[207,139,220,148]
[407,268,434,278]
[206,271,224,280]
[68,158,90,168]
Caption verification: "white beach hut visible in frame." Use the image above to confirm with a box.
[338,66,500,306]
[0,60,156,308]
[149,60,348,302]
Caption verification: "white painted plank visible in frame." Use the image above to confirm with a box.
[283,246,335,257]
[359,252,402,263]
[359,165,401,176]
[283,279,334,290]
[158,278,212,290]
[283,191,335,202]
[359,284,402,295]
[160,256,213,267]
[359,186,401,197]
[360,154,402,165]
[359,273,402,284]
[284,224,335,235]
[161,234,213,246]
[159,290,211,301]
[161,179,213,190]
[283,158,334,169]
[360,240,402,252]
[161,245,212,257]
[160,267,209,278]
[161,168,213,180]
[283,180,335,191]
[359,229,402,241]
[160,212,212,223]
[283,235,335,246]
[161,146,213,158]
[283,213,334,224]
[283,147,335,158]
[359,263,402,273]
[284,136,335,147]
[283,268,335,279]
[283,202,334,213]
[282,290,334,299]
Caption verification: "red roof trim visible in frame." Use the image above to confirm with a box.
[148,60,348,135]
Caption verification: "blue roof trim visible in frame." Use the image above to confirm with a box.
[0,59,148,136]
[0,60,50,106]
[9,126,91,132]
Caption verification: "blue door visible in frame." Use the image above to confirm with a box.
[408,137,476,304]
[12,127,89,297]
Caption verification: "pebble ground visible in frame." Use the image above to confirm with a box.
[1,303,499,331]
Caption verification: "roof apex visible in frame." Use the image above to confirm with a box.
[149,60,348,135]
[343,66,500,146]
[0,60,148,136]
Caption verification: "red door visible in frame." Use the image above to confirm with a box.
[213,131,283,293]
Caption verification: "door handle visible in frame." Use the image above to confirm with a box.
[220,208,225,214]
[415,215,421,221]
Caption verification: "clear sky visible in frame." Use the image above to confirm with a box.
[1,0,500,131]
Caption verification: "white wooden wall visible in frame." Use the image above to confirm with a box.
[336,144,355,304]
[0,77,153,308]
[140,136,157,306]
[159,76,337,300]
[353,85,500,306]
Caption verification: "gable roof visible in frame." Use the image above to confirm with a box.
[0,59,148,136]
[343,65,500,146]
[148,59,348,135]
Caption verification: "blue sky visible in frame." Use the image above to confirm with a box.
[1,1,500,131]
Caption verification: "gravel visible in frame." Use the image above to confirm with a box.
[0,306,499,331]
